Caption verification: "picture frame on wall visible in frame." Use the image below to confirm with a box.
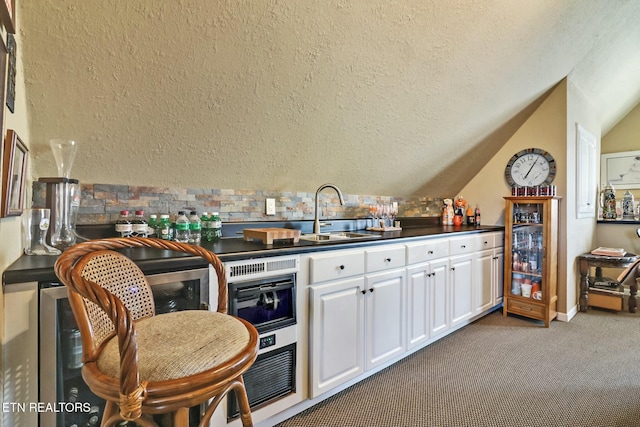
[1,129,28,217]
[601,150,640,190]
[6,33,15,113]
[0,0,15,34]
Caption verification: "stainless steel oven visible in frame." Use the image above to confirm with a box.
[224,255,299,421]
[39,266,213,427]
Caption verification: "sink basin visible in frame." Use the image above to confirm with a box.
[299,231,381,242]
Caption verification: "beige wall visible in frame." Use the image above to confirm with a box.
[602,103,640,154]
[596,102,640,254]
[461,78,602,320]
[0,15,30,427]
[564,79,601,317]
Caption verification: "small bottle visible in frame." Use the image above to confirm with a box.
[115,210,133,238]
[131,210,148,237]
[210,212,222,240]
[466,206,475,225]
[174,211,191,243]
[442,206,449,226]
[147,214,158,238]
[188,211,202,244]
[158,214,172,240]
[67,386,78,403]
[474,204,481,226]
[200,211,210,242]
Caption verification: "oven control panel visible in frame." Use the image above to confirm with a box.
[260,334,276,349]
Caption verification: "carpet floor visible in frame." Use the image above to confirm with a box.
[275,308,640,427]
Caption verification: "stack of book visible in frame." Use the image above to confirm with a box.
[590,247,627,257]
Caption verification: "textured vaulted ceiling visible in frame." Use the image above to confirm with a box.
[19,1,640,197]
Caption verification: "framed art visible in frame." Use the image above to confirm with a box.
[1,129,28,217]
[576,124,596,218]
[6,33,15,112]
[0,0,15,34]
[600,150,640,190]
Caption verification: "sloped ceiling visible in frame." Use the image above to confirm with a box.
[18,1,640,197]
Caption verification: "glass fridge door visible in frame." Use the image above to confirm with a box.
[40,272,208,427]
[510,202,544,300]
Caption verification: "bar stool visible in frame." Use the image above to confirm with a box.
[54,237,259,427]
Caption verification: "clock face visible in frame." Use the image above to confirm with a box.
[505,148,556,187]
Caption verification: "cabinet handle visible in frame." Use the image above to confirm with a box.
[339,265,345,270]
[451,267,455,271]
[461,245,466,249]
[361,289,367,295]
[428,250,434,255]
[369,288,374,293]
[385,257,391,262]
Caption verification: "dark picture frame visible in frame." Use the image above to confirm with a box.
[1,129,28,217]
[6,33,15,112]
[0,0,15,34]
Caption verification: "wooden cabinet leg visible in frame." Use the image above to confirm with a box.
[579,259,589,312]
[630,279,639,313]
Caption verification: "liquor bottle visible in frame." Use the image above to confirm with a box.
[147,214,158,238]
[158,214,172,240]
[115,210,132,238]
[466,206,475,225]
[200,212,210,242]
[131,210,148,237]
[189,211,201,244]
[210,212,222,241]
[174,211,191,243]
[474,204,481,226]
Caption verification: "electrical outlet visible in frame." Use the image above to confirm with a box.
[266,198,276,215]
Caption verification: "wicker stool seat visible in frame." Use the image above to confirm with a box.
[98,311,251,382]
[54,237,259,427]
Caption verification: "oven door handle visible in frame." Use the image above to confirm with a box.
[234,281,294,297]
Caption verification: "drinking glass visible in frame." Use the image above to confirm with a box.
[22,208,61,255]
[49,139,78,178]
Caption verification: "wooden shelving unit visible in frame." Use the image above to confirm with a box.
[503,196,560,327]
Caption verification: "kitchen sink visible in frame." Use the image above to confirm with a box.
[299,231,381,242]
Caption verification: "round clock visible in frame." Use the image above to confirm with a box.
[505,148,556,187]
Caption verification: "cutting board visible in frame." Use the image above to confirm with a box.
[243,228,301,244]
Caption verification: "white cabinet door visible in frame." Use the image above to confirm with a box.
[494,247,504,305]
[364,268,406,370]
[450,254,474,326]
[430,258,450,337]
[406,263,429,350]
[474,249,494,314]
[310,276,365,398]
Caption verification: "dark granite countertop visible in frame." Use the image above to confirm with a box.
[3,220,503,285]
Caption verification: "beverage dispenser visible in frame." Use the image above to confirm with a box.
[38,139,86,250]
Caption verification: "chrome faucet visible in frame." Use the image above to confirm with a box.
[313,183,345,234]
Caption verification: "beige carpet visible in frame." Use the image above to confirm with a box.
[276,309,640,427]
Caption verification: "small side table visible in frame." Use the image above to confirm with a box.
[578,252,639,313]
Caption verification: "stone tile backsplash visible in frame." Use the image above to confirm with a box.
[32,182,444,225]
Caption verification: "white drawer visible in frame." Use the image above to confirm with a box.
[406,239,450,264]
[449,235,476,255]
[310,250,365,283]
[477,233,495,251]
[476,232,505,250]
[365,245,406,273]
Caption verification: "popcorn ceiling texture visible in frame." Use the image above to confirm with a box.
[20,1,640,199]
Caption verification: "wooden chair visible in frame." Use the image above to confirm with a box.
[54,237,259,427]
